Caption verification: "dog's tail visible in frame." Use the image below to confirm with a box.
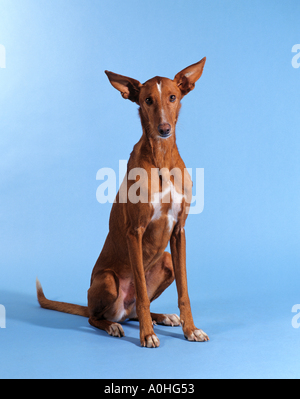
[36,277,89,318]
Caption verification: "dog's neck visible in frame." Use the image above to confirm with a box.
[150,137,178,169]
[138,113,179,171]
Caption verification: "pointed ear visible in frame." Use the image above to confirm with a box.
[174,57,206,97]
[105,71,142,104]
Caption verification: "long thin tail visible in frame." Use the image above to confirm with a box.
[36,277,89,318]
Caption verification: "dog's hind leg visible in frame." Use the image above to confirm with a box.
[87,269,124,337]
[88,317,124,337]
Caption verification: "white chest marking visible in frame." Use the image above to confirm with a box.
[151,182,185,232]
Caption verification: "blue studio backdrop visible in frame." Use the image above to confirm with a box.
[0,0,300,378]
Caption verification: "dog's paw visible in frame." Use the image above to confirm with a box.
[107,323,125,338]
[141,333,160,348]
[161,314,181,326]
[184,328,209,342]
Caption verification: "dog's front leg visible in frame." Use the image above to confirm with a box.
[170,226,209,342]
[126,226,160,348]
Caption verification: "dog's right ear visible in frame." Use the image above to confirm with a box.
[105,71,142,104]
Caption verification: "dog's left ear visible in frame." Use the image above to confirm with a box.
[174,57,206,97]
[105,70,142,104]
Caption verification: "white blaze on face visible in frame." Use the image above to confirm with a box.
[156,81,166,122]
[157,81,162,96]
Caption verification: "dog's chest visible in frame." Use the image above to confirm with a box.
[150,181,185,233]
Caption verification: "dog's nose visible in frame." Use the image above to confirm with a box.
[157,123,171,137]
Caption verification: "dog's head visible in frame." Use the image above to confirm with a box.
[105,58,206,140]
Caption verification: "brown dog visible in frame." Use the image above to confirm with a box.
[37,58,209,348]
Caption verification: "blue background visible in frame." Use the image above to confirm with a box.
[1,0,300,378]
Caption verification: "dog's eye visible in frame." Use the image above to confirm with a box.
[169,95,176,102]
[145,97,153,105]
